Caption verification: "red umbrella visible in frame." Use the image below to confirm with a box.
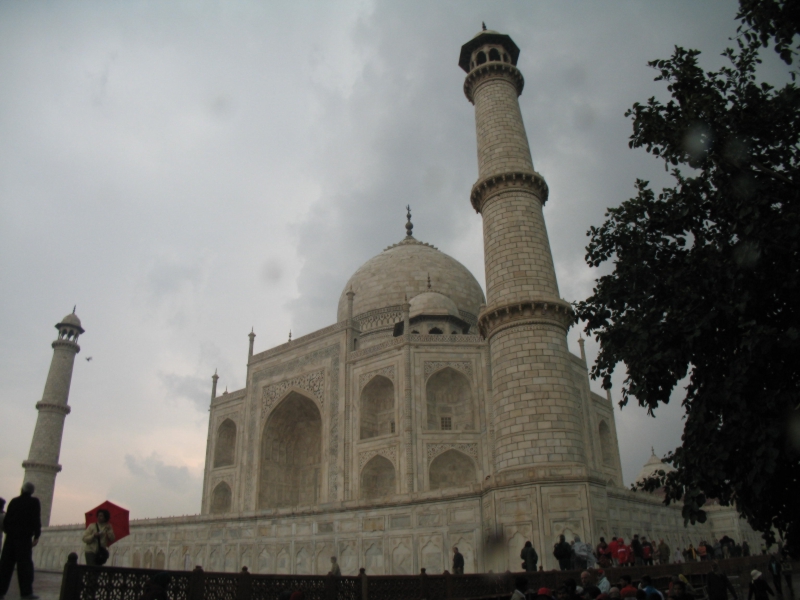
[85,500,130,545]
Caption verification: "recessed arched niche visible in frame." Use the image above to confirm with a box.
[599,420,613,467]
[426,367,474,431]
[360,455,396,500]
[259,392,322,509]
[213,419,236,467]
[210,481,232,513]
[360,375,395,440]
[429,449,477,490]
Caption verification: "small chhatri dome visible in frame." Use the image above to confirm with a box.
[635,448,676,484]
[459,27,520,72]
[57,308,84,333]
[337,213,485,323]
[409,290,460,320]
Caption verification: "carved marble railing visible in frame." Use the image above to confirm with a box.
[348,334,485,361]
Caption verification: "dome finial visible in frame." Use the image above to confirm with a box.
[482,22,487,31]
[288,330,292,342]
[72,305,76,314]
[405,205,413,238]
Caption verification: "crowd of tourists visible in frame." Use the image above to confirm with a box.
[552,534,756,571]
[509,561,794,600]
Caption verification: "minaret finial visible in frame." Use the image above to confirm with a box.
[405,205,413,238]
[482,22,487,31]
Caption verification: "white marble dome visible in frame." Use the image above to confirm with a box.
[409,290,460,319]
[636,449,676,483]
[337,237,485,323]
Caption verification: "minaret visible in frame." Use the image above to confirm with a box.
[460,30,586,477]
[22,309,84,526]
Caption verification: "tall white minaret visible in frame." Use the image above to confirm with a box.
[22,309,84,526]
[460,30,586,476]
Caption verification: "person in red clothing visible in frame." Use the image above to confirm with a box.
[609,538,620,566]
[618,575,638,599]
[616,538,631,567]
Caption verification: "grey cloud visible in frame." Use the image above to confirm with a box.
[159,372,209,411]
[261,259,283,283]
[147,261,204,297]
[124,453,197,494]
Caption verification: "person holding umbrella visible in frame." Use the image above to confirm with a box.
[82,509,115,566]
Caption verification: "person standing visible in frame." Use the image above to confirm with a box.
[329,557,341,576]
[0,483,41,600]
[642,537,654,566]
[573,536,594,569]
[687,544,698,562]
[596,538,612,569]
[521,541,538,573]
[452,546,465,575]
[631,535,643,566]
[82,509,115,566]
[609,537,620,566]
[554,535,572,571]
[748,570,774,600]
[779,550,793,598]
[658,539,671,565]
[615,538,631,567]
[707,562,739,600]
[767,556,782,597]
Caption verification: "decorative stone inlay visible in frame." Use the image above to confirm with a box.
[478,299,575,339]
[423,361,472,378]
[426,443,478,465]
[249,344,340,503]
[51,339,80,351]
[21,460,62,473]
[348,334,485,361]
[250,322,347,363]
[458,310,478,327]
[261,369,325,419]
[358,366,395,390]
[35,402,71,415]
[210,475,233,491]
[215,413,239,429]
[463,61,524,104]
[470,170,549,213]
[354,306,403,333]
[410,334,484,344]
[358,446,397,470]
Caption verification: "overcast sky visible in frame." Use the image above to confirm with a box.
[1,0,789,526]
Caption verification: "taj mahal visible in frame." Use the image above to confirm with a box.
[27,28,760,575]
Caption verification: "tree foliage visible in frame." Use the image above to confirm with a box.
[575,6,800,552]
[736,0,800,66]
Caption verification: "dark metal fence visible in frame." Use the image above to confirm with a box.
[58,553,779,600]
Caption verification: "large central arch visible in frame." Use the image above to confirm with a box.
[259,391,322,509]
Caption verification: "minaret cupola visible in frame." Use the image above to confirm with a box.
[56,307,84,343]
[458,27,520,73]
